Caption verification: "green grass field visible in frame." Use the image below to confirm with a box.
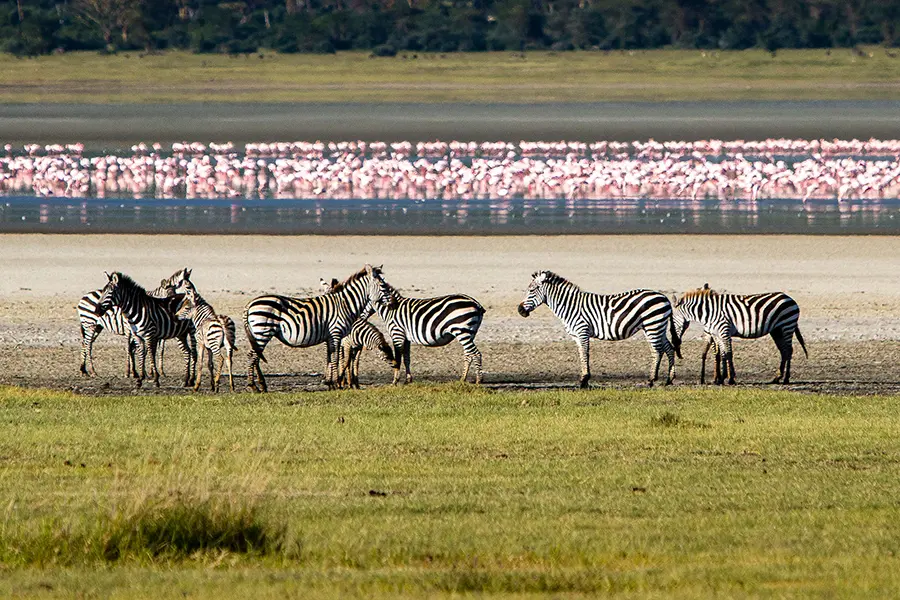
[2,383,899,598]
[2,48,900,103]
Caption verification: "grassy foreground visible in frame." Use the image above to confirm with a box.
[2,48,900,103]
[1,383,900,598]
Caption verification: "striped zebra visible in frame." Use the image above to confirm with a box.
[672,284,808,385]
[517,271,681,388]
[95,271,196,388]
[178,277,236,392]
[370,273,485,385]
[243,265,387,392]
[321,277,394,389]
[78,268,192,377]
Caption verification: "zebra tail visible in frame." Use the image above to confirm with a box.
[795,326,809,358]
[243,309,267,363]
[669,313,683,359]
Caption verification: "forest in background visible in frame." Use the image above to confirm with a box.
[2,0,900,56]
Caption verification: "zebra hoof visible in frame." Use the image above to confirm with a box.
[578,378,590,389]
[770,377,782,384]
[664,379,673,386]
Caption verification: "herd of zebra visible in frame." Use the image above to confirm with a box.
[77,265,807,391]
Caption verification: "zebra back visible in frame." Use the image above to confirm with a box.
[522,271,672,341]
[675,284,801,340]
[373,277,485,345]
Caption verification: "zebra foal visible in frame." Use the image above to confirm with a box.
[95,271,196,388]
[370,273,485,385]
[320,278,394,389]
[517,271,681,388]
[672,284,808,385]
[178,277,237,392]
[244,265,387,392]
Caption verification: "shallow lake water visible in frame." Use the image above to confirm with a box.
[2,196,898,234]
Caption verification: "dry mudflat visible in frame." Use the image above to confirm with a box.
[1,234,898,396]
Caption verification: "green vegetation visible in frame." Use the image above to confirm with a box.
[2,383,900,597]
[2,48,900,103]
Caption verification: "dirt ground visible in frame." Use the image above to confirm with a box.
[1,234,899,396]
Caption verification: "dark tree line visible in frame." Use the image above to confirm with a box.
[2,0,899,56]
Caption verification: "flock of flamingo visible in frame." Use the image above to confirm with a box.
[1,139,899,202]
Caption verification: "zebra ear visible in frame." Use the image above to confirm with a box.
[104,270,111,281]
[531,271,539,278]
[184,268,191,281]
[331,278,339,287]
[365,264,373,275]
[703,283,709,290]
[110,272,119,284]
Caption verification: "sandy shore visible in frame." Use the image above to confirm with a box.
[1,234,898,394]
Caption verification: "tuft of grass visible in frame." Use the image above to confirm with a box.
[652,410,711,429]
[0,444,284,565]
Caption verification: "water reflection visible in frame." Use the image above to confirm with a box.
[1,197,899,234]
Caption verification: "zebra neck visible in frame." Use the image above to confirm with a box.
[544,283,581,317]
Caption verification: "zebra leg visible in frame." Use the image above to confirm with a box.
[134,337,147,388]
[772,331,794,384]
[403,340,413,384]
[351,348,362,389]
[194,345,206,391]
[326,335,342,390]
[700,336,714,384]
[724,351,736,385]
[158,339,166,377]
[175,334,193,387]
[226,348,235,392]
[665,342,676,385]
[391,341,404,385]
[148,337,161,388]
[647,343,663,387]
[207,347,217,392]
[80,324,98,377]
[126,336,139,379]
[456,330,483,384]
[214,352,225,391]
[574,334,591,389]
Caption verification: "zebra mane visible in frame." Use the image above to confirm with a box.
[535,270,579,290]
[328,265,382,294]
[111,272,149,296]
[681,283,719,300]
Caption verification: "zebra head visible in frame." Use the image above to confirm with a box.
[366,265,399,311]
[518,270,551,317]
[94,271,123,315]
[176,279,198,316]
[167,267,192,289]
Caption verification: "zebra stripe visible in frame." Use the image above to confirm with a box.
[673,283,808,385]
[95,272,196,388]
[518,270,678,388]
[78,268,191,378]
[244,264,385,392]
[180,278,237,392]
[371,275,485,385]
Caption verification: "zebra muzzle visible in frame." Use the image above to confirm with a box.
[517,303,531,318]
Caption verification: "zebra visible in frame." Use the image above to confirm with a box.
[517,271,681,388]
[78,268,191,377]
[150,268,192,376]
[320,277,394,389]
[370,273,485,385]
[178,276,236,392]
[94,271,196,388]
[243,264,387,392]
[672,283,808,385]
